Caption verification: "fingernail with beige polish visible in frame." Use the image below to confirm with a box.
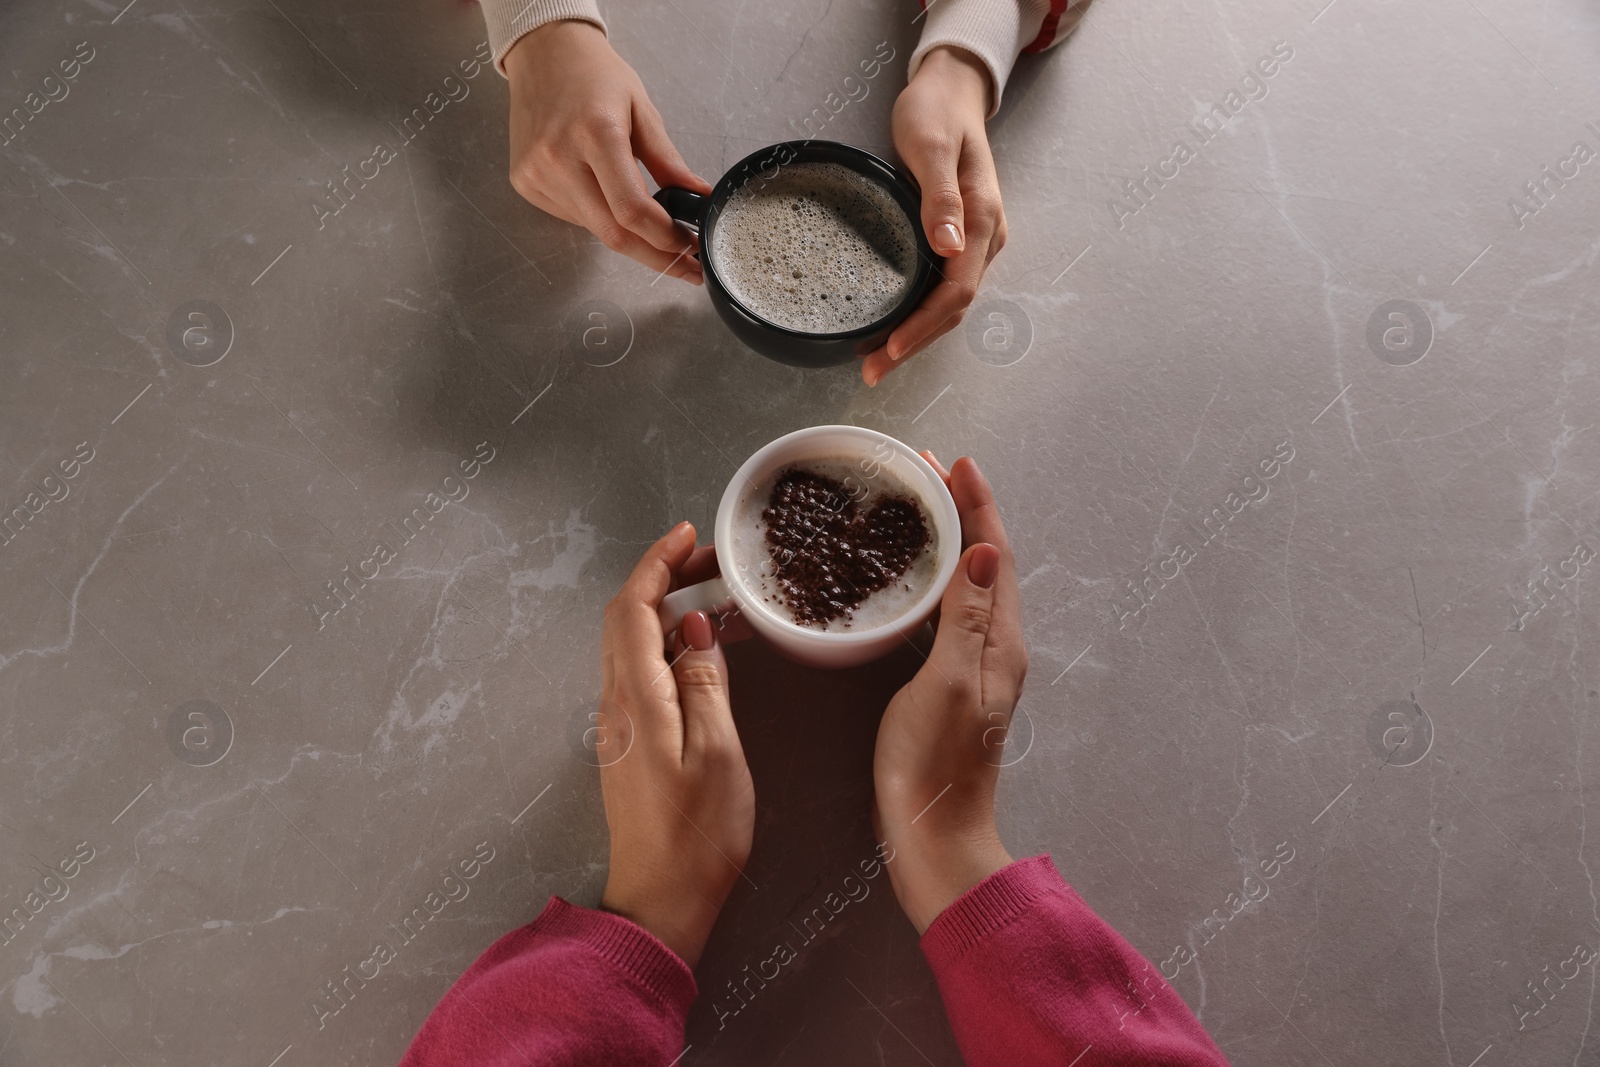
[683,610,715,651]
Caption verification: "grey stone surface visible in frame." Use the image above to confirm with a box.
[1,0,1597,1064]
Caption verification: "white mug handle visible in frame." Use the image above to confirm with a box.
[659,576,736,635]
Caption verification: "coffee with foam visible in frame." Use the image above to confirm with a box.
[709,162,920,335]
[729,459,940,632]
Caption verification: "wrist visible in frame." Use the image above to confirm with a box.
[886,821,1012,934]
[600,881,726,968]
[914,45,993,115]
[503,18,605,79]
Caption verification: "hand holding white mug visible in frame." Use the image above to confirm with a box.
[503,21,710,284]
[873,455,1025,932]
[595,522,755,966]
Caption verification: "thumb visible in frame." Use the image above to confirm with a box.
[673,610,736,752]
[925,543,1000,679]
[633,99,713,195]
[908,139,966,255]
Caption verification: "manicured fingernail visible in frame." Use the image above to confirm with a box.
[683,610,715,651]
[934,223,964,254]
[968,543,1000,589]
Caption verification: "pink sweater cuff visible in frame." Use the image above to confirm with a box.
[529,896,698,1014]
[921,853,1063,964]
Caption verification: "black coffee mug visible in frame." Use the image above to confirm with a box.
[654,140,941,369]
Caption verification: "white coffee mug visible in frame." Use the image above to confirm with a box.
[659,425,961,669]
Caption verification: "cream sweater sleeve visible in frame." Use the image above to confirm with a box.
[478,0,607,75]
[908,0,1084,118]
[477,0,1081,118]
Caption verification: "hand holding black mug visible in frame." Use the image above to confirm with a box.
[867,45,1006,386]
[502,21,711,285]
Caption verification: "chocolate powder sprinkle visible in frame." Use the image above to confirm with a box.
[761,467,930,627]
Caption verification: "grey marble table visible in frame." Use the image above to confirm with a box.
[2,0,1597,1064]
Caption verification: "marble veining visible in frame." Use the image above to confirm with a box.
[0,0,1597,1064]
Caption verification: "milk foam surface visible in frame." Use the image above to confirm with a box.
[710,162,919,334]
[730,459,940,632]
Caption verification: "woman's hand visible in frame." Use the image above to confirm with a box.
[503,21,711,283]
[595,523,754,966]
[873,456,1025,932]
[863,47,1006,386]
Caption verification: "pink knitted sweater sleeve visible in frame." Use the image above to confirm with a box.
[399,855,1228,1066]
[922,855,1232,1066]
[397,896,694,1067]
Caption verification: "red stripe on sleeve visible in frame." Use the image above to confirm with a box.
[1022,0,1071,53]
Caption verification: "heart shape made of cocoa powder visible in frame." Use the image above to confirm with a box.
[760,466,930,627]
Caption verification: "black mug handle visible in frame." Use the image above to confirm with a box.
[653,187,708,238]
